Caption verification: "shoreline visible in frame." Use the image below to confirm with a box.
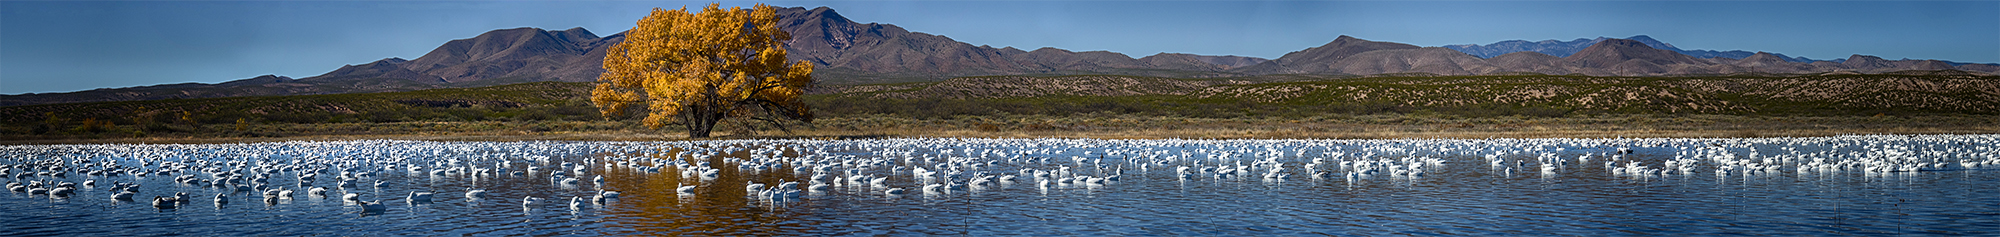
[7,122,1994,145]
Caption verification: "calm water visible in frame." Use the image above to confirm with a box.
[2,135,1997,235]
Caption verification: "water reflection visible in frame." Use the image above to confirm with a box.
[0,136,1995,235]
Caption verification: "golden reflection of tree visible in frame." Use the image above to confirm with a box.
[592,143,810,234]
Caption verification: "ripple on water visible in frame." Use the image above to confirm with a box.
[1,137,1998,235]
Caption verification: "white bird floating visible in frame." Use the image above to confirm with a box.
[0,135,1993,217]
[408,191,434,203]
[465,188,488,199]
[677,185,698,195]
[151,196,178,209]
[359,200,387,212]
[523,196,545,208]
[592,190,620,203]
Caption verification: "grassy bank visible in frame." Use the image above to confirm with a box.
[3,73,1996,143]
[5,114,1994,144]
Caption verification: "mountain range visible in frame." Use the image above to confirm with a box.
[4,6,1995,107]
[1445,35,1817,62]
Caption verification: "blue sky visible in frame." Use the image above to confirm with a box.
[3,1,1996,94]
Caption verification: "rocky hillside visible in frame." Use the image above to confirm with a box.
[776,7,1263,83]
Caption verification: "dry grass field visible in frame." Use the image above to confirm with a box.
[4,73,1995,144]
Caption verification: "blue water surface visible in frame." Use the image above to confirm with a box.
[2,135,1996,235]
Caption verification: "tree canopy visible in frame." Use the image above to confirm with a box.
[592,3,814,138]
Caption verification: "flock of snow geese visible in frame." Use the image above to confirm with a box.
[2,134,1994,215]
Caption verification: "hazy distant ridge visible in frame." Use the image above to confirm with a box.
[1445,35,1815,62]
[5,6,1996,107]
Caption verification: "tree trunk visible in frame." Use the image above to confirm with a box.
[685,88,721,138]
[685,105,721,138]
[688,124,711,138]
[687,112,711,138]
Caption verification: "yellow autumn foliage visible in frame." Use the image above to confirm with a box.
[592,3,814,138]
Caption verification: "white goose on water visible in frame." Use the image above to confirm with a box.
[677,185,698,195]
[922,183,944,194]
[465,188,488,199]
[152,196,178,209]
[49,187,74,197]
[407,191,434,203]
[522,196,545,207]
[359,200,387,212]
[593,190,619,203]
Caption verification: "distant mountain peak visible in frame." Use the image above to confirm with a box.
[1324,35,1388,47]
[804,6,847,21]
[1233,36,1455,75]
[246,74,293,81]
[1564,38,1710,70]
[1622,35,1678,51]
[1280,36,1419,62]
[297,26,614,84]
[364,58,407,66]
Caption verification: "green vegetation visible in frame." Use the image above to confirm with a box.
[2,73,1995,142]
[0,82,616,139]
[817,73,1998,118]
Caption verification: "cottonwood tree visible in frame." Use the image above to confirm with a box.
[592,3,814,138]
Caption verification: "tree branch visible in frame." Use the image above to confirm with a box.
[746,116,794,135]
